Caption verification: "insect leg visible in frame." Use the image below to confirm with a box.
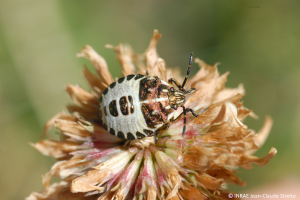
[154,123,170,144]
[185,108,198,117]
[184,88,196,94]
[182,106,187,137]
[174,106,198,138]
[170,107,198,124]
[168,78,183,89]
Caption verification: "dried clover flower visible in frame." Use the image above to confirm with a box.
[27,30,276,200]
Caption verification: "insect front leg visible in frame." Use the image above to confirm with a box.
[185,88,196,94]
[171,107,198,138]
[168,78,183,90]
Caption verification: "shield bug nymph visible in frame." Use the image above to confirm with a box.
[99,53,198,141]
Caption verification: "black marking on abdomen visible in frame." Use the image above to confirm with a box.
[104,106,107,116]
[128,95,134,114]
[136,131,145,139]
[109,82,116,89]
[118,77,125,84]
[103,123,108,130]
[109,128,115,136]
[99,109,103,119]
[127,74,135,81]
[127,132,135,140]
[135,74,145,80]
[103,88,109,95]
[99,96,103,103]
[143,129,154,136]
[117,131,125,139]
[119,96,129,115]
[109,100,118,117]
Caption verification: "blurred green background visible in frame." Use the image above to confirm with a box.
[1,1,300,199]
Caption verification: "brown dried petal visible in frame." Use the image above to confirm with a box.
[195,173,224,190]
[169,195,180,200]
[213,84,245,104]
[145,29,163,77]
[43,156,88,188]
[179,185,206,200]
[106,43,136,76]
[166,67,183,84]
[87,122,124,143]
[41,112,76,138]
[239,147,277,169]
[27,181,94,200]
[218,134,258,153]
[220,102,247,128]
[202,123,250,145]
[157,58,167,81]
[186,59,219,109]
[82,66,103,96]
[30,140,80,158]
[71,170,108,193]
[77,45,113,89]
[65,84,98,108]
[247,116,273,155]
[237,106,253,121]
[212,71,230,98]
[193,94,244,127]
[183,146,213,172]
[206,165,246,186]
[54,119,93,138]
[131,53,147,75]
[193,105,223,127]
[146,185,157,200]
[97,191,114,200]
[67,104,100,122]
[189,58,218,88]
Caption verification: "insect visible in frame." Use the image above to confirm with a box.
[99,53,198,141]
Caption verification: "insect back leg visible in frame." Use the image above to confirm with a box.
[154,123,170,144]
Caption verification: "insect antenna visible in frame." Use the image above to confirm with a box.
[181,52,193,89]
[181,53,198,138]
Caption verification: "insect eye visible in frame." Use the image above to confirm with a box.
[173,105,178,110]
[170,87,174,92]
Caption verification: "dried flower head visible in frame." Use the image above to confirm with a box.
[27,30,276,200]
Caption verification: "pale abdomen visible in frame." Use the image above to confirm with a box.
[99,74,153,140]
